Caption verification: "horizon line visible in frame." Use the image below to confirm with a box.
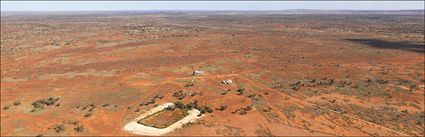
[2,9,425,12]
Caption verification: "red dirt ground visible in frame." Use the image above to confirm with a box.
[1,11,424,136]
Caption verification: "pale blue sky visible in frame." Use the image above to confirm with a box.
[1,1,424,11]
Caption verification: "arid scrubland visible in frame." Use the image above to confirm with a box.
[1,10,424,136]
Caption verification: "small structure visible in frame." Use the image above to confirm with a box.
[192,70,204,76]
[222,79,233,85]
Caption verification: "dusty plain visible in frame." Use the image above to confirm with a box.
[1,10,424,136]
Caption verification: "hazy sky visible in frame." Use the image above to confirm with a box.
[1,1,424,11]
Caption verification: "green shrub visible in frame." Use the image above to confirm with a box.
[74,125,84,132]
[52,124,65,133]
[13,101,21,106]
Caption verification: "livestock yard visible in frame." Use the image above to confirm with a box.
[1,10,424,136]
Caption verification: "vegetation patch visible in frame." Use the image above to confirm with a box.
[322,103,425,136]
[139,95,163,106]
[31,96,60,112]
[172,90,197,100]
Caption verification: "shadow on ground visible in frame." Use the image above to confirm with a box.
[345,38,425,54]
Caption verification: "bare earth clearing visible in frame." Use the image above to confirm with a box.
[124,103,202,136]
